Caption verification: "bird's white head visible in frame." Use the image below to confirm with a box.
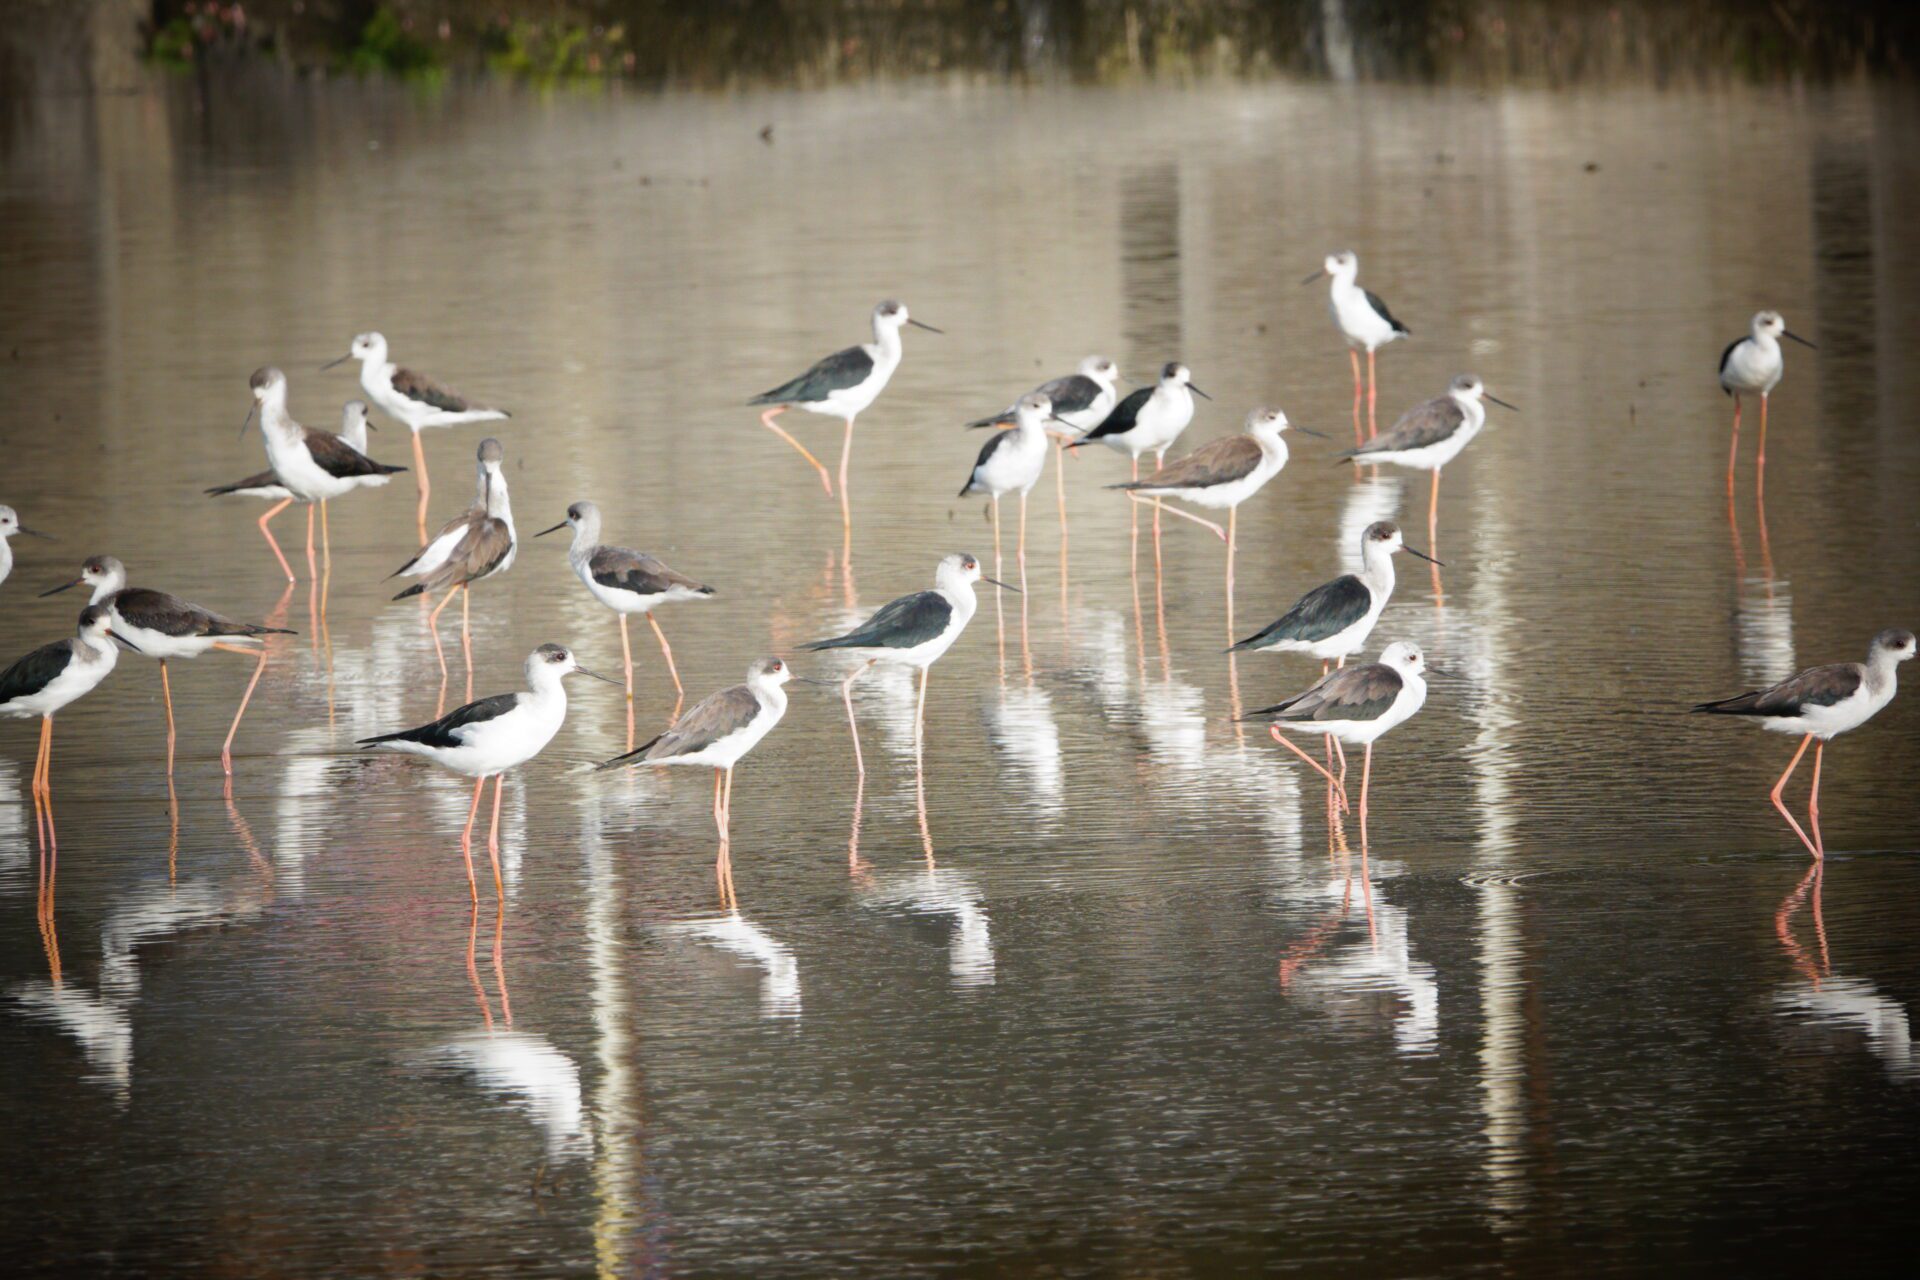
[249,366,288,406]
[340,400,372,442]
[0,506,20,540]
[1380,640,1426,678]
[1013,392,1054,429]
[1161,362,1193,388]
[1245,406,1290,442]
[350,331,389,364]
[1753,311,1785,339]
[1448,374,1517,413]
[525,642,615,691]
[1362,520,1407,559]
[76,604,116,646]
[937,551,985,593]
[1078,355,1119,388]
[42,554,128,602]
[1327,250,1359,279]
[476,436,506,496]
[873,299,941,339]
[1871,628,1917,665]
[748,655,795,691]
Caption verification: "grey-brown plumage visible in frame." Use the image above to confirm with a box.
[1246,661,1404,724]
[303,429,407,481]
[621,684,760,763]
[392,516,513,600]
[392,367,497,416]
[1694,665,1864,718]
[588,546,712,601]
[1348,394,1466,457]
[107,587,292,641]
[1112,434,1263,491]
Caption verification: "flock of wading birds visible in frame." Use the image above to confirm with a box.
[1,255,1912,898]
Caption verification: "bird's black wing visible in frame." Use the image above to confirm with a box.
[0,640,75,707]
[1717,337,1742,395]
[1345,396,1465,457]
[205,470,285,496]
[359,692,522,750]
[112,588,292,639]
[960,429,1016,495]
[1694,663,1862,717]
[1366,289,1410,337]
[392,367,496,415]
[1251,662,1403,723]
[803,590,953,651]
[1072,386,1151,445]
[1229,575,1372,651]
[1035,373,1102,416]
[590,547,712,599]
[306,430,408,479]
[750,345,874,407]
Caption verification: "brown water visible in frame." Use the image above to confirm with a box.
[3,74,1920,1276]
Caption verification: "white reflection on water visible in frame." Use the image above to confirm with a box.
[861,865,995,989]
[660,913,802,1019]
[580,789,645,1277]
[0,760,26,892]
[1737,578,1798,689]
[1338,473,1406,572]
[1776,979,1920,1083]
[8,980,132,1103]
[1283,864,1440,1054]
[426,1029,593,1160]
[983,680,1064,823]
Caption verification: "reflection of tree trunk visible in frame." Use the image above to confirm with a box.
[1809,135,1875,461]
[1120,160,1182,359]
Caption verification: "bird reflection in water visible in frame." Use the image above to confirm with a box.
[860,863,995,989]
[1277,856,1437,1055]
[1773,863,1919,1083]
[659,912,801,1020]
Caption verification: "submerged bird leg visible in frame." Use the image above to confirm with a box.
[411,430,431,545]
[647,614,684,719]
[1727,394,1742,497]
[212,641,269,775]
[840,660,875,779]
[258,497,295,582]
[1808,739,1824,859]
[1129,494,1224,540]
[488,774,506,901]
[758,407,833,497]
[915,666,930,764]
[1769,734,1821,860]
[1269,724,1349,807]
[460,776,486,903]
[1756,392,1770,500]
[159,658,177,775]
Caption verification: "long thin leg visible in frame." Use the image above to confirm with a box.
[722,767,735,848]
[1770,734,1820,859]
[1428,468,1441,555]
[1359,742,1374,857]
[1367,348,1379,438]
[1226,506,1237,634]
[647,614,684,716]
[839,416,856,537]
[304,502,317,580]
[159,659,176,776]
[258,497,295,582]
[1054,438,1069,541]
[1727,394,1741,497]
[1350,349,1364,447]
[712,768,726,845]
[1127,494,1224,539]
[1756,392,1770,501]
[1269,724,1349,806]
[487,774,506,901]
[412,430,431,544]
[990,496,1006,672]
[319,498,331,572]
[212,641,268,775]
[460,776,486,903]
[759,407,833,496]
[914,665,929,766]
[1808,739,1824,859]
[840,660,873,779]
[1017,491,1029,594]
[460,586,474,698]
[427,583,462,680]
[618,614,634,701]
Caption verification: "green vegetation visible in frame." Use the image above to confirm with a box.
[345,6,439,78]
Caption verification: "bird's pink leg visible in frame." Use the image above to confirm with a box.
[427,584,461,681]
[1756,392,1770,501]
[211,641,268,775]
[1350,349,1364,447]
[915,666,929,766]
[722,767,735,847]
[158,659,176,776]
[1359,743,1374,858]
[1269,724,1349,807]
[1225,506,1237,631]
[839,416,856,538]
[618,614,634,702]
[304,502,317,580]
[1127,494,1224,539]
[712,768,726,845]
[1128,455,1140,582]
[1808,739,1824,859]
[460,586,474,701]
[411,430,431,545]
[319,499,331,572]
[1367,349,1379,439]
[1727,395,1741,497]
[258,497,295,582]
[1428,469,1442,556]
[759,407,833,496]
[1054,439,1069,539]
[1017,491,1029,593]
[487,774,506,901]
[648,614,685,718]
[1769,734,1820,860]
[840,660,873,780]
[460,776,486,903]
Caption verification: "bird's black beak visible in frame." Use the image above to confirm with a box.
[534,521,569,538]
[240,403,258,438]
[982,576,1021,593]
[321,354,352,371]
[1301,268,1326,285]
[1291,425,1330,439]
[1424,663,1451,678]
[908,319,943,334]
[572,664,621,686]
[40,578,80,598]
[1783,330,1817,350]
[1189,385,1214,401]
[1404,546,1445,566]
[365,420,379,432]
[18,525,52,539]
[111,630,143,654]
[1486,394,1519,411]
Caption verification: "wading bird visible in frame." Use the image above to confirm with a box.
[1,606,127,805]
[241,370,409,581]
[42,556,291,775]
[325,331,509,540]
[0,505,52,592]
[967,356,1120,532]
[537,500,714,711]
[358,644,614,901]
[1340,375,1514,552]
[1718,310,1815,498]
[1229,522,1436,671]
[389,439,516,684]
[1694,628,1914,860]
[750,300,941,540]
[1304,251,1409,443]
[958,393,1056,588]
[803,553,1006,776]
